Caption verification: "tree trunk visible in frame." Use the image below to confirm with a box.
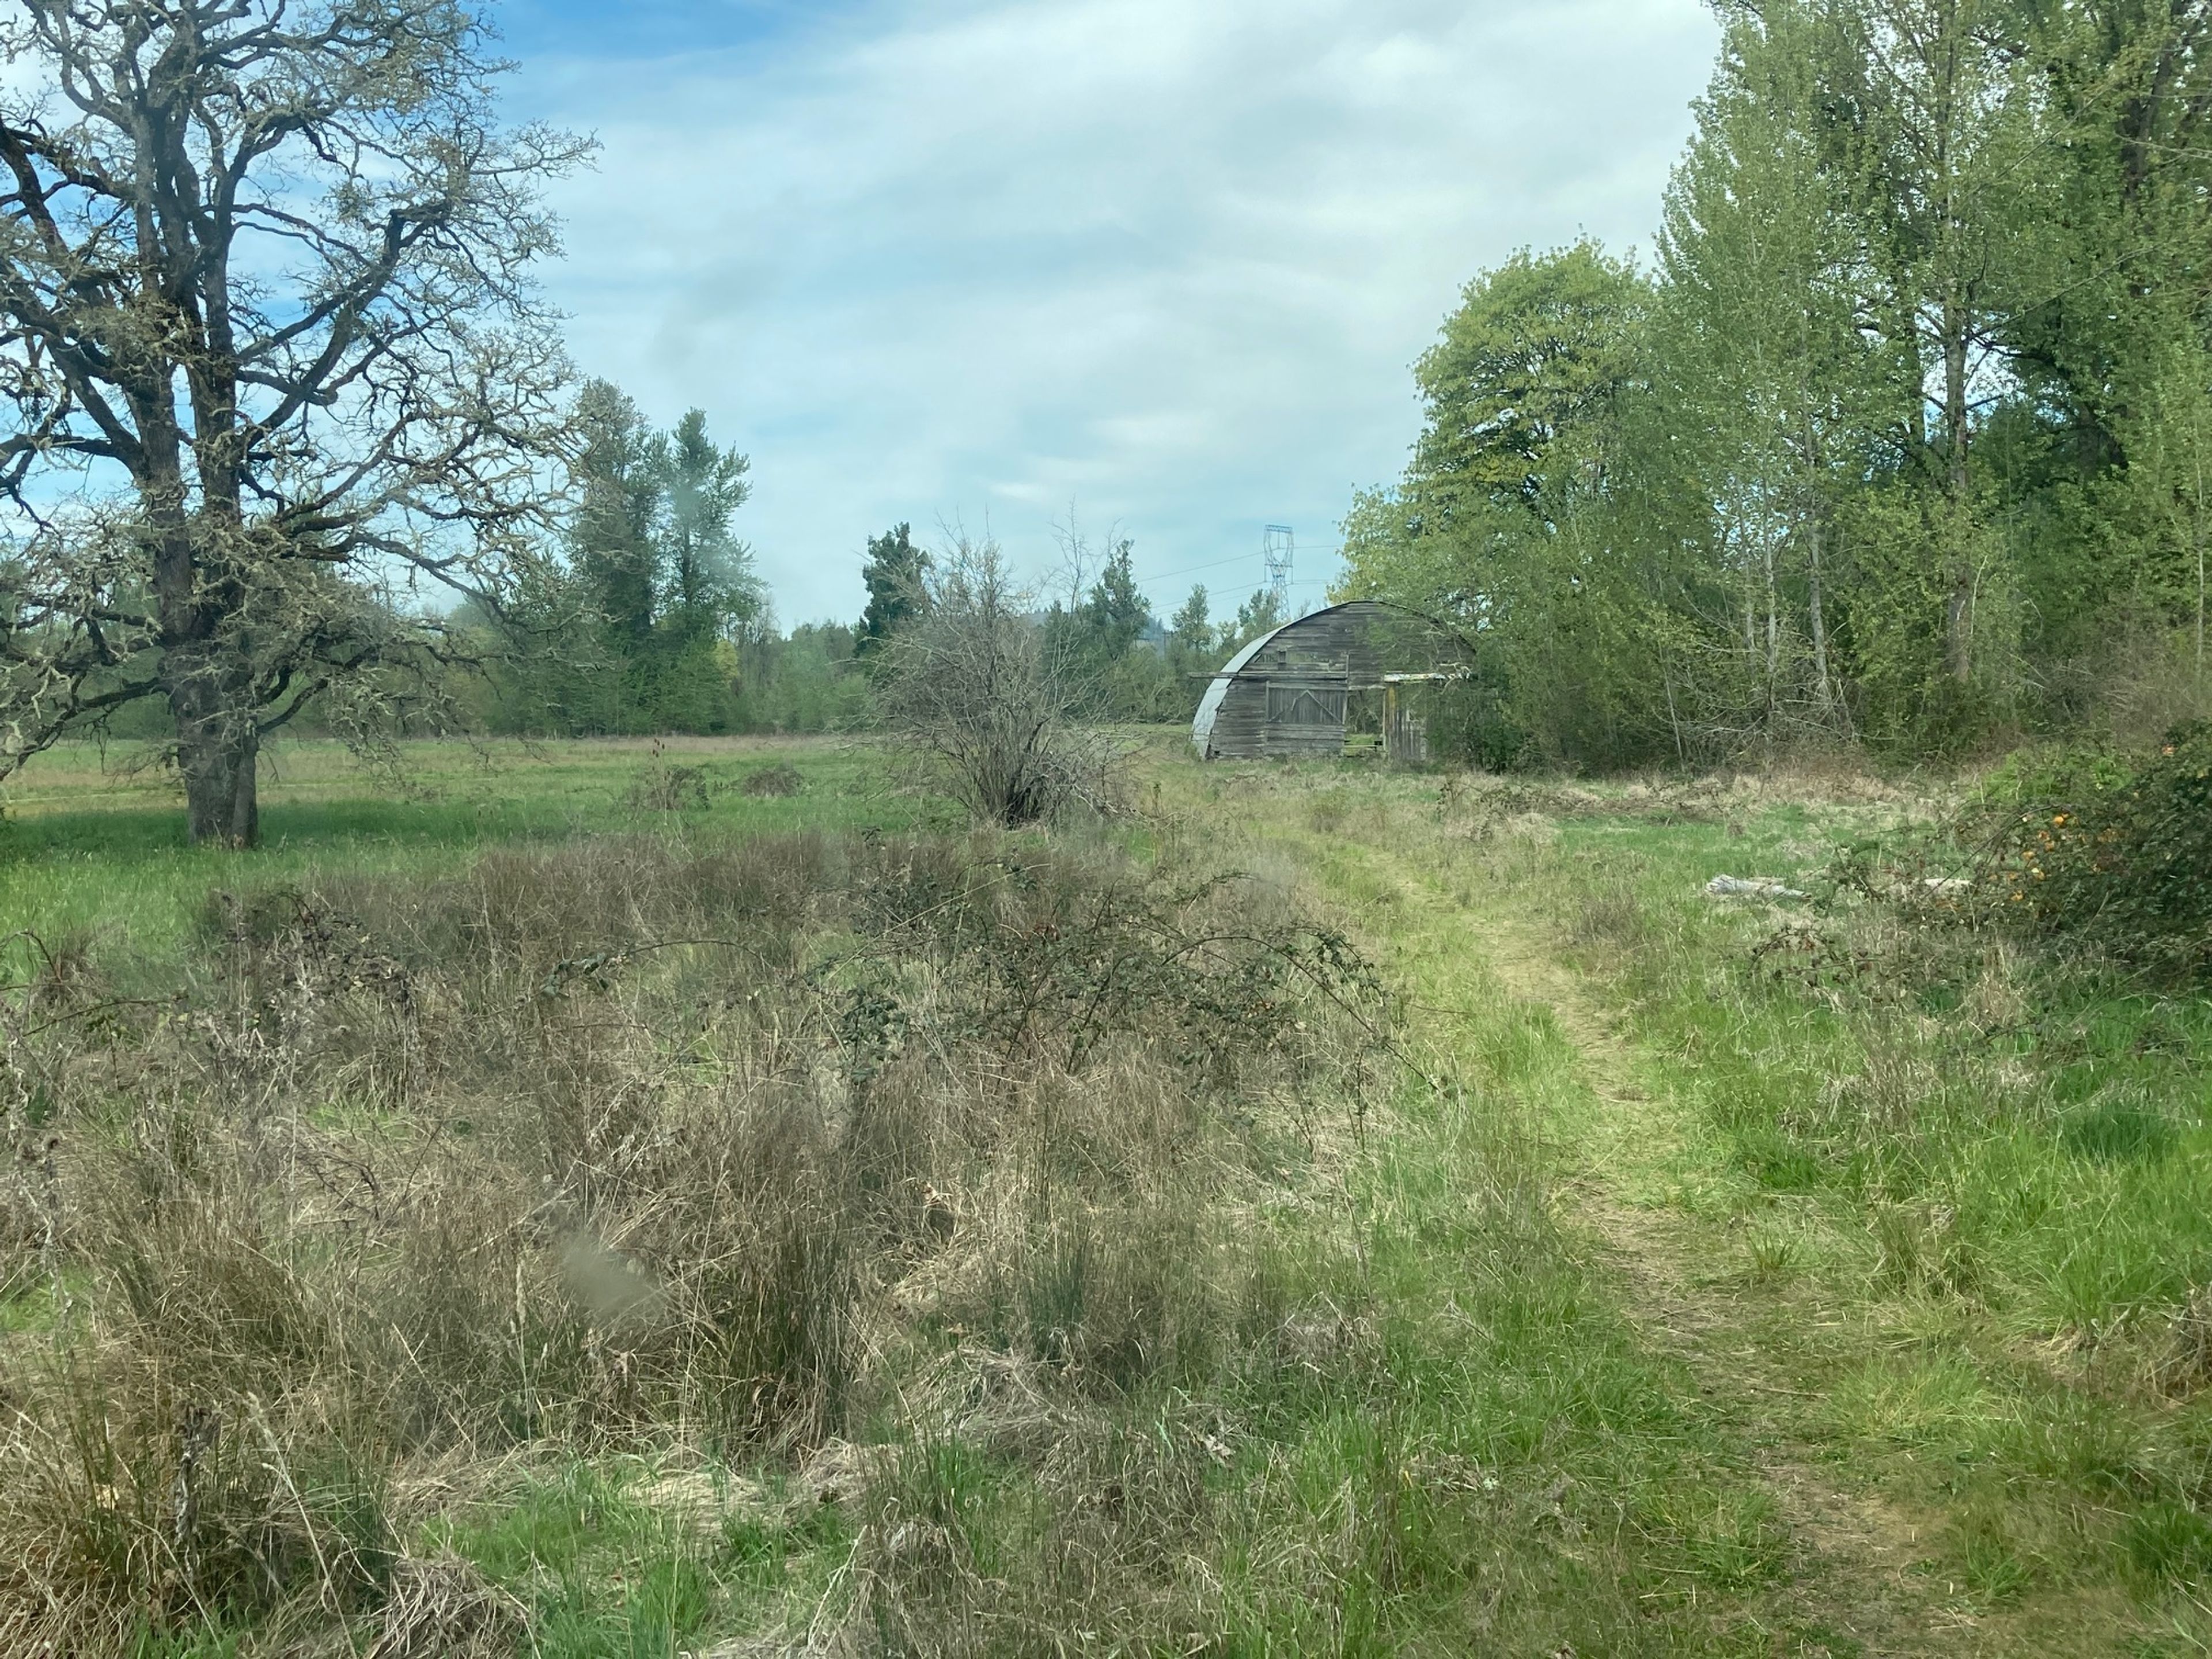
[1763,537,1781,731]
[1943,289,1975,685]
[1943,567,1974,684]
[127,363,264,849]
[1806,508,1841,730]
[2194,413,2207,681]
[168,658,260,848]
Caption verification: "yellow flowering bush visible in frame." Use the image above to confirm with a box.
[1975,723,2212,980]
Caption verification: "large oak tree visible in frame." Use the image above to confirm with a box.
[0,1,586,844]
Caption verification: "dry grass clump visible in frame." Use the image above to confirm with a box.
[743,762,806,798]
[0,830,1383,1653]
[2154,1285,2212,1398]
[1567,877,1649,950]
[1439,763,1933,848]
[368,1550,521,1659]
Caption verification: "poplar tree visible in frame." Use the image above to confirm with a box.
[1654,0,1897,738]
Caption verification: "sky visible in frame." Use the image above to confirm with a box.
[497,0,1721,627]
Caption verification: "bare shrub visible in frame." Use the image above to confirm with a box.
[743,762,806,797]
[0,828,1386,1652]
[626,738,718,814]
[875,532,1126,826]
[2046,610,2212,747]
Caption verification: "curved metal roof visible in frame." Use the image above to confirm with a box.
[1191,601,1365,758]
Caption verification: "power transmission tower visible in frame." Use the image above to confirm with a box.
[1263,525,1294,611]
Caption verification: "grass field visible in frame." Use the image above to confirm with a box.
[0,737,928,975]
[3,736,2210,1656]
[1198,759,2212,1654]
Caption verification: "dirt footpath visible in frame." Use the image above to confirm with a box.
[1280,812,2117,1658]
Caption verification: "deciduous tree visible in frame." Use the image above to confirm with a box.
[0,0,585,844]
[875,531,1119,825]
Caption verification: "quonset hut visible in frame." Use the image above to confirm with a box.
[1192,599,1438,762]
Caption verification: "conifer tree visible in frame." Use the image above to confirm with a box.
[857,524,931,658]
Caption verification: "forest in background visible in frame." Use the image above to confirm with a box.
[444,0,2212,769]
[1342,0,2212,770]
[78,373,1292,747]
[427,387,1294,742]
[25,0,2212,786]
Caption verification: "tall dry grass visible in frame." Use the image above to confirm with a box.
[0,830,1386,1653]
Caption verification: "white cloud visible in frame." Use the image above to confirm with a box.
[520,0,1718,623]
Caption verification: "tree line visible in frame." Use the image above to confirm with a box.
[437,423,1294,741]
[1342,0,2212,769]
[29,1,2193,845]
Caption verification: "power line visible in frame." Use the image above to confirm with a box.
[1132,537,1347,597]
[1134,552,1260,586]
[1139,547,1346,590]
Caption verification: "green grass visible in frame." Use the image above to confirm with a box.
[17,738,2210,1654]
[0,736,922,975]
[427,1461,853,1658]
[1446,771,2212,1645]
[1152,755,2212,1649]
[1143,763,1889,1650]
[1566,803,2212,1320]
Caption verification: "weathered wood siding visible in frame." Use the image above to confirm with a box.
[1194,601,1392,760]
[1383,681,1430,763]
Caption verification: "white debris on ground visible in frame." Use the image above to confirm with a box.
[1704,873,1968,904]
[1705,875,1809,901]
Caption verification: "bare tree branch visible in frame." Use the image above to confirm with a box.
[0,0,590,844]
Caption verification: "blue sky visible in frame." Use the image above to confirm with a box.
[499,0,1720,627]
[498,0,826,58]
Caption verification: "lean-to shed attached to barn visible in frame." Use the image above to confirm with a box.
[1193,600,1399,761]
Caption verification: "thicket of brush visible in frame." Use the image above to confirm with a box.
[1962,722,2212,984]
[0,831,1387,1654]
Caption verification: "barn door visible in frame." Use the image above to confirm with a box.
[1266,684,1346,727]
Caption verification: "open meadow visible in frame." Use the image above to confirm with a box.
[3,736,2210,1656]
[0,738,927,978]
[16,2,2212,1653]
